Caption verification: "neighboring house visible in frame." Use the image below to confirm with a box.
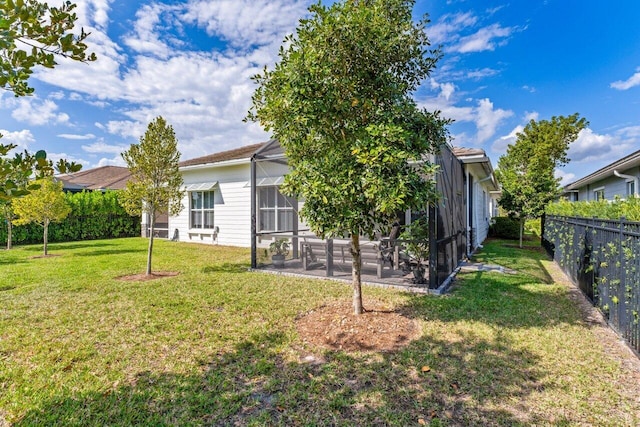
[452,147,500,252]
[170,140,498,259]
[563,149,640,201]
[57,165,131,192]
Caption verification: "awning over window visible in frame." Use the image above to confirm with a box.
[256,176,285,186]
[184,181,218,191]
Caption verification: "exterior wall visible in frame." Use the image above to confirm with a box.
[473,178,493,247]
[170,163,252,247]
[572,166,640,201]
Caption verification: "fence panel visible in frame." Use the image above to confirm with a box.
[543,214,640,354]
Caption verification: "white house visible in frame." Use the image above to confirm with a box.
[562,149,640,201]
[452,147,500,252]
[165,142,265,247]
[167,141,498,258]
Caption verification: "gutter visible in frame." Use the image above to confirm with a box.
[614,170,639,196]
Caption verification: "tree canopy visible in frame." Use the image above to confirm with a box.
[496,113,588,246]
[248,0,449,314]
[1,0,96,96]
[12,177,71,255]
[121,116,184,275]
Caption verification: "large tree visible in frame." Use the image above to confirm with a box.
[248,0,449,314]
[121,116,184,275]
[12,177,71,255]
[1,0,96,96]
[496,113,588,247]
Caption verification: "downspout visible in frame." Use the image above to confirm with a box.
[614,170,639,196]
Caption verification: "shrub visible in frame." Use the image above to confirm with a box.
[489,216,520,239]
[1,190,140,246]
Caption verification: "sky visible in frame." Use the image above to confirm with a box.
[1,0,639,186]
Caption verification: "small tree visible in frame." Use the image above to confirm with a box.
[249,0,449,314]
[121,116,184,275]
[12,177,71,255]
[1,0,96,96]
[496,113,588,247]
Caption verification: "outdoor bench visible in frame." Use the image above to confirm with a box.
[300,239,399,278]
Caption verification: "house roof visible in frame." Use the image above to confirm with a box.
[57,165,131,191]
[564,149,640,190]
[451,146,499,191]
[179,142,267,168]
[451,147,486,158]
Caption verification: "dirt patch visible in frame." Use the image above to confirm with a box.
[296,299,420,353]
[117,271,180,282]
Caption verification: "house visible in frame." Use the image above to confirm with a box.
[57,165,131,192]
[452,147,500,252]
[169,141,498,262]
[562,149,640,201]
[166,142,271,247]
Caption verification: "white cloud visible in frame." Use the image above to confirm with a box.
[428,12,478,46]
[554,169,575,187]
[0,129,36,151]
[96,155,126,167]
[568,128,638,164]
[11,98,70,126]
[123,3,178,58]
[58,133,96,140]
[524,111,539,122]
[82,141,128,154]
[182,0,310,48]
[491,124,524,154]
[522,85,536,93]
[610,67,640,90]
[451,23,514,53]
[475,98,513,142]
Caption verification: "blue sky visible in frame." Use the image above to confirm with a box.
[1,0,639,186]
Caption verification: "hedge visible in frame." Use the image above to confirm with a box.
[1,190,141,246]
[546,196,640,221]
[489,216,520,239]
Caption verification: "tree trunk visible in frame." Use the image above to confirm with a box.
[7,219,12,250]
[147,211,155,275]
[519,217,524,248]
[350,233,364,315]
[43,220,49,256]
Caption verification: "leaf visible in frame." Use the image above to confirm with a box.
[418,418,427,425]
[421,365,431,372]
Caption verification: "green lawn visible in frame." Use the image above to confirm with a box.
[1,237,638,426]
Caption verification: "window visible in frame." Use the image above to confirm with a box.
[593,187,605,201]
[190,191,215,229]
[482,190,487,219]
[627,181,636,197]
[259,186,294,232]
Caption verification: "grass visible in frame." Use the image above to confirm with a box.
[1,237,638,426]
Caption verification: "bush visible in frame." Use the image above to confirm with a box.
[489,216,520,239]
[1,190,140,246]
[546,196,640,221]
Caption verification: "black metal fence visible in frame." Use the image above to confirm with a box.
[543,214,640,353]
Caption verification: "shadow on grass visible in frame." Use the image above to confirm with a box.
[201,263,249,274]
[16,327,545,426]
[18,242,116,252]
[74,249,145,257]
